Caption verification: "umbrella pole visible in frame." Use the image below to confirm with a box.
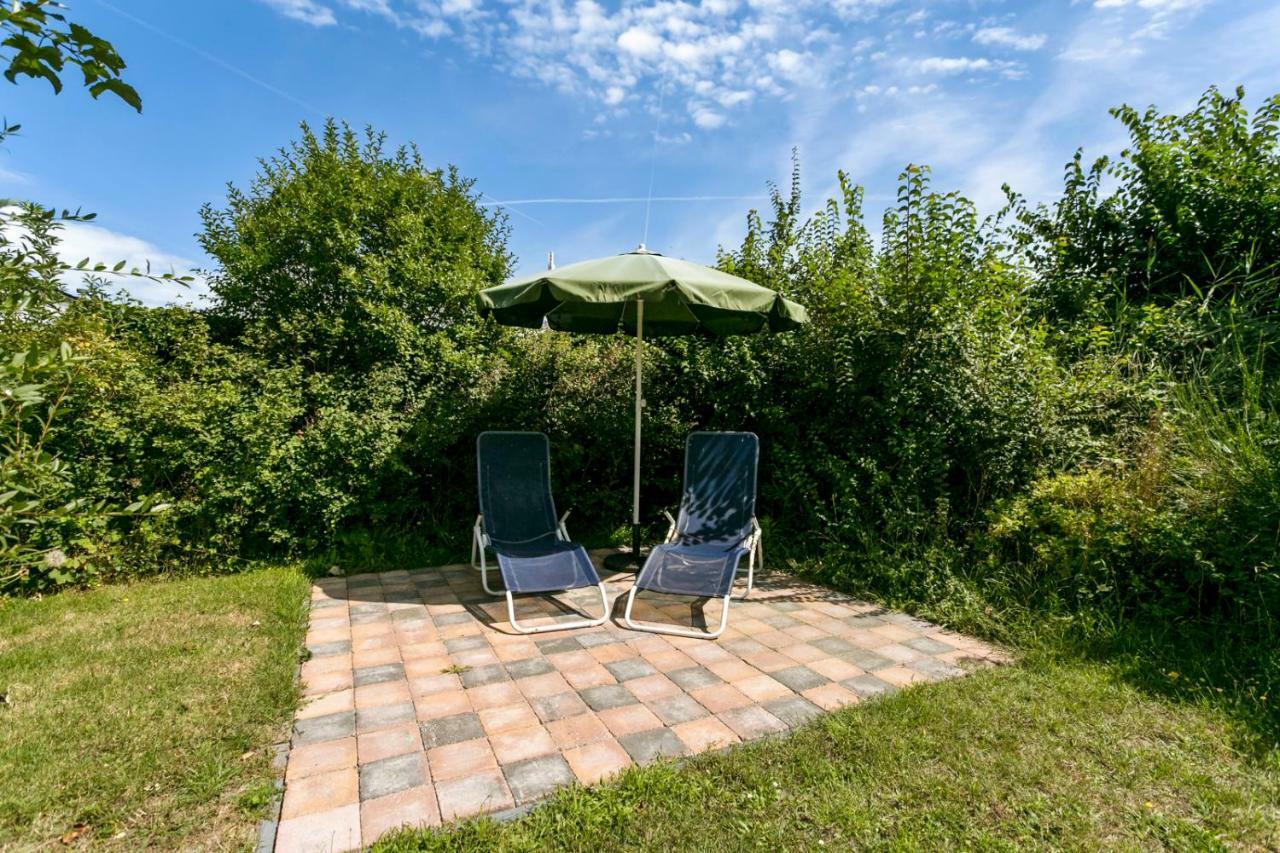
[631,300,644,564]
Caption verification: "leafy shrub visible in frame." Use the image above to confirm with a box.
[200,120,510,376]
[985,368,1278,629]
[715,166,1072,559]
[1002,85,1280,314]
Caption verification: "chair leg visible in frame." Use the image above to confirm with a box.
[478,549,502,595]
[473,521,503,595]
[734,544,755,601]
[505,584,611,635]
[623,584,732,640]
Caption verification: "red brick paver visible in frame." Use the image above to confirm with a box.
[282,550,1005,849]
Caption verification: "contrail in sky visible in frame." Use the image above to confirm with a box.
[479,195,770,206]
[91,0,326,117]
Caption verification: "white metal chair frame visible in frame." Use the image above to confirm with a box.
[622,510,763,640]
[470,507,610,635]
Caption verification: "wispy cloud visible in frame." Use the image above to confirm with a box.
[478,194,768,206]
[257,0,897,131]
[973,26,1047,52]
[260,0,336,27]
[917,56,996,74]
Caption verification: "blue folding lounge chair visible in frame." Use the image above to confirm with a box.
[623,431,763,639]
[472,431,609,634]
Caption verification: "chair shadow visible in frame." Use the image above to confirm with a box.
[317,548,891,637]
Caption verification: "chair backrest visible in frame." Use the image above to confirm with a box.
[476,431,560,547]
[675,431,759,546]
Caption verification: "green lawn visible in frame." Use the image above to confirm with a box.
[3,566,1277,851]
[378,656,1280,851]
[0,566,309,849]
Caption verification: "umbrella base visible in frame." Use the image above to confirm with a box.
[602,548,648,573]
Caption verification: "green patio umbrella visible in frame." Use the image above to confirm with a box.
[478,245,808,570]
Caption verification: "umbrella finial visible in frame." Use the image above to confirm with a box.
[547,251,555,270]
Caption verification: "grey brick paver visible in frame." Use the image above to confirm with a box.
[359,753,425,800]
[504,756,576,804]
[420,712,485,747]
[770,666,829,692]
[580,684,637,711]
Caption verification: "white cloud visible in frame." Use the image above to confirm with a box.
[259,0,336,26]
[1087,0,1210,40]
[917,56,993,74]
[691,107,727,129]
[768,48,809,82]
[258,0,907,132]
[973,26,1047,51]
[617,26,664,57]
[53,220,207,307]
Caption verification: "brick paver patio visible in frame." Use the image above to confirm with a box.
[275,551,1007,852]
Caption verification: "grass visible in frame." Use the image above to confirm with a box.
[378,654,1280,851]
[0,565,309,850]
[3,551,1276,851]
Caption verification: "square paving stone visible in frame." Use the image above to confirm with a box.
[887,614,936,631]
[444,636,489,653]
[351,603,387,617]
[434,612,472,626]
[911,657,967,679]
[359,753,425,800]
[904,636,955,655]
[845,615,886,629]
[351,610,390,625]
[307,640,351,658]
[770,665,829,693]
[719,705,788,740]
[618,729,686,764]
[575,632,620,649]
[667,666,721,691]
[841,674,896,699]
[847,649,896,672]
[354,663,406,687]
[420,712,485,748]
[760,614,800,630]
[579,684,638,712]
[461,664,510,688]
[505,657,554,680]
[604,658,657,682]
[763,696,825,728]
[721,637,767,657]
[535,637,582,655]
[356,703,415,733]
[502,755,576,804]
[646,693,709,725]
[294,711,355,745]
[811,636,859,657]
[435,770,513,821]
[530,692,589,722]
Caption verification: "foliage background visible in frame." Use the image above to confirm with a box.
[3,79,1277,725]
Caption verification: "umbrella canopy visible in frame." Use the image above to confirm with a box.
[476,247,807,570]
[478,248,808,335]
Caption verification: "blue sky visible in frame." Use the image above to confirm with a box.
[3,0,1279,305]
